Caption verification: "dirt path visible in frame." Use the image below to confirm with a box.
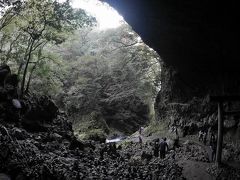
[177,160,216,180]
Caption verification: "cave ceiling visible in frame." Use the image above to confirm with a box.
[104,0,239,91]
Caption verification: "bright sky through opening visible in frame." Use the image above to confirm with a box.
[58,0,124,29]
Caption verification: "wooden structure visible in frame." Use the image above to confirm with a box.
[210,95,240,164]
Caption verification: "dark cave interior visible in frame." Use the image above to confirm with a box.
[105,0,240,95]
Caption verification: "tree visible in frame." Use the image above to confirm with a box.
[0,0,96,96]
[0,0,22,31]
[53,24,161,131]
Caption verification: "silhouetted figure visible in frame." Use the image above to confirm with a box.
[117,144,122,150]
[139,126,144,135]
[210,133,217,162]
[160,137,168,159]
[173,128,179,150]
[139,135,143,148]
[138,127,144,147]
[183,126,189,137]
[153,141,160,157]
[172,150,176,160]
[99,144,107,160]
[211,140,217,162]
[110,142,117,156]
[203,131,207,145]
[198,130,204,142]
[210,133,215,148]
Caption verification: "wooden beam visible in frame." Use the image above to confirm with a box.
[216,102,224,164]
[209,95,240,102]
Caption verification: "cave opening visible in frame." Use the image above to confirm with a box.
[1,0,240,179]
[53,0,162,138]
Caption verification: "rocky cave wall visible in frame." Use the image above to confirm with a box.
[104,0,240,133]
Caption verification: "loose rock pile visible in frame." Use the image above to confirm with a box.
[0,65,185,179]
[2,64,240,179]
[0,122,186,179]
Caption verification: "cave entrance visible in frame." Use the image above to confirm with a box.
[0,0,161,140]
[53,0,162,139]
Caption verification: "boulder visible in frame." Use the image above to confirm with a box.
[69,136,85,150]
[4,74,18,88]
[11,127,28,140]
[24,96,58,122]
[50,133,62,141]
[22,96,58,131]
[0,145,10,160]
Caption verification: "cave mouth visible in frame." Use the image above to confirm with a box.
[41,0,162,138]
[0,0,162,139]
[2,0,240,179]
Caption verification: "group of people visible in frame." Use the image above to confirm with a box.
[138,127,170,159]
[152,137,169,159]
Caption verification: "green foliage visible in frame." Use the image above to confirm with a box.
[72,111,109,141]
[57,25,161,115]
[51,24,161,134]
[0,0,96,96]
[77,128,107,142]
[1,1,161,134]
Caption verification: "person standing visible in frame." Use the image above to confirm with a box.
[199,130,203,142]
[211,139,217,162]
[139,126,144,135]
[173,128,179,150]
[138,127,144,147]
[160,137,168,159]
[153,140,160,157]
[203,131,208,145]
[210,133,217,162]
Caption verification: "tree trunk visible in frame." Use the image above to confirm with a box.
[25,63,37,93]
[17,62,23,77]
[20,40,34,97]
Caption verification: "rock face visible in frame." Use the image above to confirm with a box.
[22,95,58,131]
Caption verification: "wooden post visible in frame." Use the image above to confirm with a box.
[216,102,223,164]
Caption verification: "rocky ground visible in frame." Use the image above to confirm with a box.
[1,120,240,180]
[1,65,240,180]
[0,65,183,179]
[0,120,184,179]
